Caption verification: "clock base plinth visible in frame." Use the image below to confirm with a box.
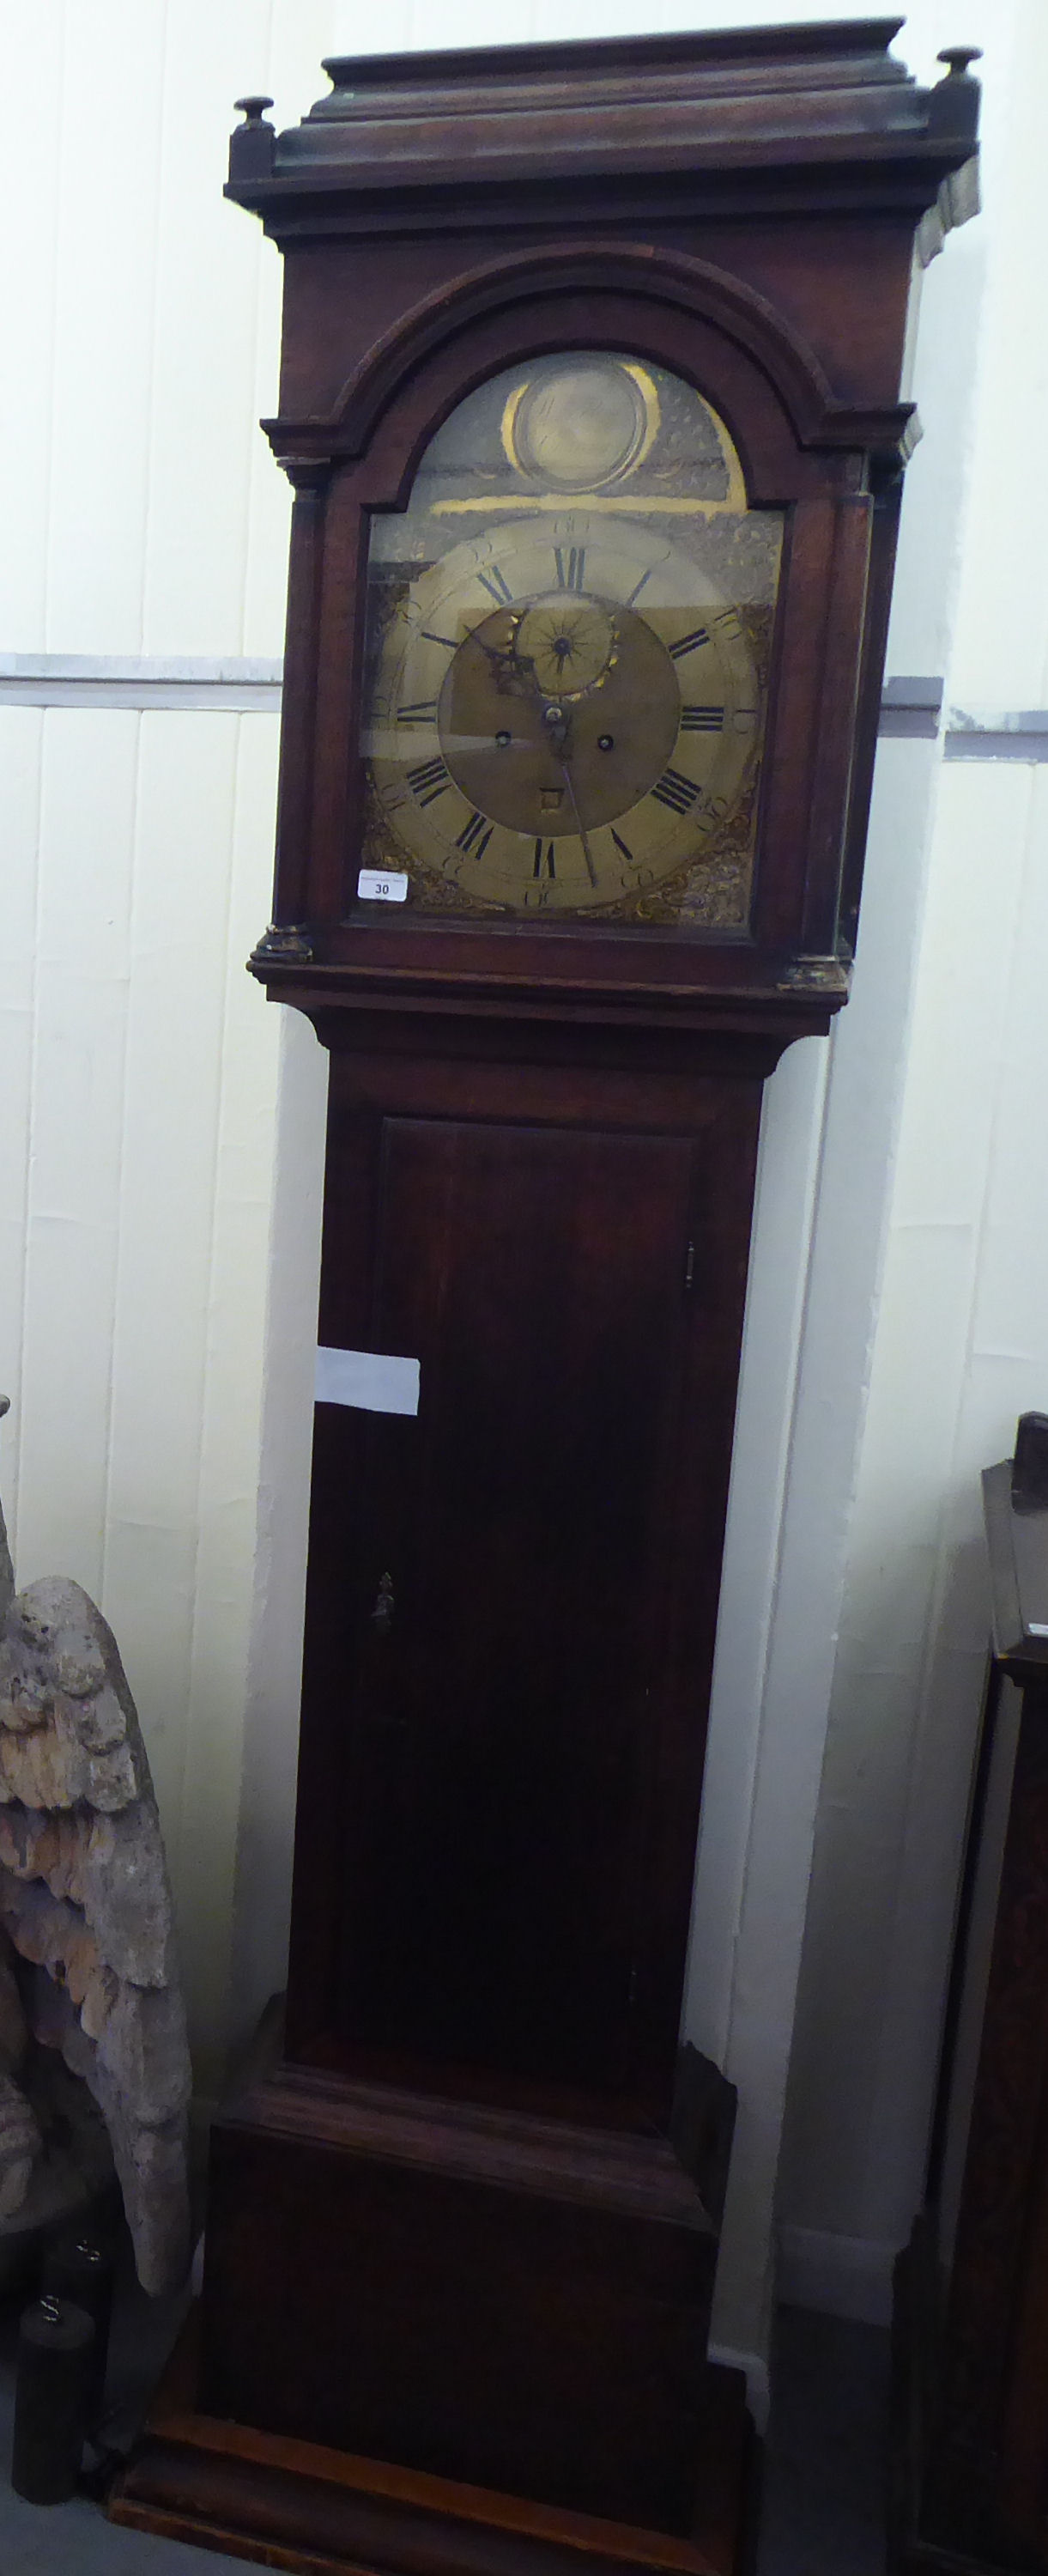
[190,2034,735,2536]
[109,2311,757,2576]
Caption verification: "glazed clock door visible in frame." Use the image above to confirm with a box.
[293,1090,755,2126]
[359,351,782,934]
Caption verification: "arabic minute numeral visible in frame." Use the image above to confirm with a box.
[533,839,556,879]
[457,811,494,860]
[554,546,586,593]
[669,627,711,661]
[680,704,725,732]
[651,766,700,817]
[407,756,451,807]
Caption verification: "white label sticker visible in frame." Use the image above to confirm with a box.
[357,867,409,904]
[315,1346,420,1417]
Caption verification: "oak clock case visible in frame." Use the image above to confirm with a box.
[106,27,980,2576]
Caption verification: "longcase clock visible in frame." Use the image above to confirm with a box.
[112,23,980,2576]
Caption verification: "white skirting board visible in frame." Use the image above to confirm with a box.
[777,2225,898,2328]
[709,2343,771,2435]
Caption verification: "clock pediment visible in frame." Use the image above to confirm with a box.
[258,242,913,477]
[228,22,978,246]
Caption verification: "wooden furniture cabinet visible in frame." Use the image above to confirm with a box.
[894,1423,1048,2573]
[111,23,979,2574]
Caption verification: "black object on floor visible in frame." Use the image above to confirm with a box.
[41,2233,115,2427]
[11,2294,94,2504]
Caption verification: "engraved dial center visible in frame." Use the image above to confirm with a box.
[439,595,680,838]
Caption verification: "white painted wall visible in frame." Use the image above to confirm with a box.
[0,0,335,2092]
[3,0,1043,2402]
[779,0,1048,2323]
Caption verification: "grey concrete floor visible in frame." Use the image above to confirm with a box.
[0,2283,888,2573]
[759,2306,890,2575]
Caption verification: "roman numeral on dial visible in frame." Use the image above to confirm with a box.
[477,564,514,606]
[397,701,438,725]
[669,627,711,661]
[533,839,556,879]
[651,767,700,816]
[554,546,586,592]
[680,704,724,732]
[407,756,451,807]
[457,811,494,859]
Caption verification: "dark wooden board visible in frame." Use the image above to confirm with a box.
[111,2311,757,2576]
[892,1478,1048,2573]
[286,1073,759,2120]
[197,2028,734,2536]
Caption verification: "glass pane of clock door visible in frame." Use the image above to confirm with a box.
[358,352,783,931]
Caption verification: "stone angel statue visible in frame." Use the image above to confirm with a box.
[0,1398,191,2294]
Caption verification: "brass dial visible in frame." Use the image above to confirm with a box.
[366,511,761,916]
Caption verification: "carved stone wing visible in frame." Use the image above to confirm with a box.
[0,1575,192,2294]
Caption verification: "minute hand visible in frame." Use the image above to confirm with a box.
[557,756,598,890]
[540,702,599,891]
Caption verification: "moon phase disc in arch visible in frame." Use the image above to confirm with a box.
[504,361,657,493]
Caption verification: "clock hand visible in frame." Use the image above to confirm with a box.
[479,634,538,698]
[542,703,598,890]
[560,761,599,890]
